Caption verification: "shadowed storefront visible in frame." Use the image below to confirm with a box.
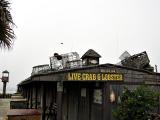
[18,49,160,120]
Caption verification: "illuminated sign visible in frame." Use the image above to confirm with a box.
[67,73,123,81]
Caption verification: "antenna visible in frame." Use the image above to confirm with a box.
[155,65,158,73]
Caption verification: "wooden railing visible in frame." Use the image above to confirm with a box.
[0,93,12,98]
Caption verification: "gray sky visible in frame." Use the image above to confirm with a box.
[0,0,160,93]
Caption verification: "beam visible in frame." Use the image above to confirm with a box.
[41,84,46,120]
[102,83,111,120]
[56,82,63,120]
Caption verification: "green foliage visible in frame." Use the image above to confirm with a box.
[0,0,15,49]
[113,85,159,120]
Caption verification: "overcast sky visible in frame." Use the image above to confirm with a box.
[0,0,160,93]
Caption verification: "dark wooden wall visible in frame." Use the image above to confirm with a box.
[19,65,160,120]
[62,82,104,120]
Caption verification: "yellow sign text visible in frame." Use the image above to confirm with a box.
[67,73,123,81]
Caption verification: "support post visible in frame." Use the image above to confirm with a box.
[35,85,38,109]
[30,87,33,108]
[41,84,46,120]
[102,83,111,120]
[56,82,63,120]
[28,88,31,108]
[26,87,30,108]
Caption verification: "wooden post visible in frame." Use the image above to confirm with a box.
[28,87,32,108]
[30,87,33,108]
[35,85,38,109]
[23,87,26,98]
[27,87,30,108]
[56,82,63,120]
[102,83,111,120]
[41,84,46,120]
[24,86,28,100]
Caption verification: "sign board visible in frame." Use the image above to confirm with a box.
[67,72,123,81]
[93,89,102,104]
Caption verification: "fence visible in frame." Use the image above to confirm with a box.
[0,93,12,98]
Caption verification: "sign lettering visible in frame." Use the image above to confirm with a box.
[67,73,123,81]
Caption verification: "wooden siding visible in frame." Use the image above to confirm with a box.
[78,88,90,120]
[19,65,160,120]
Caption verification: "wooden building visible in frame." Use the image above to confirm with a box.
[18,49,160,120]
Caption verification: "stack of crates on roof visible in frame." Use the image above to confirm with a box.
[50,52,82,70]
[63,52,82,68]
[50,55,63,70]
